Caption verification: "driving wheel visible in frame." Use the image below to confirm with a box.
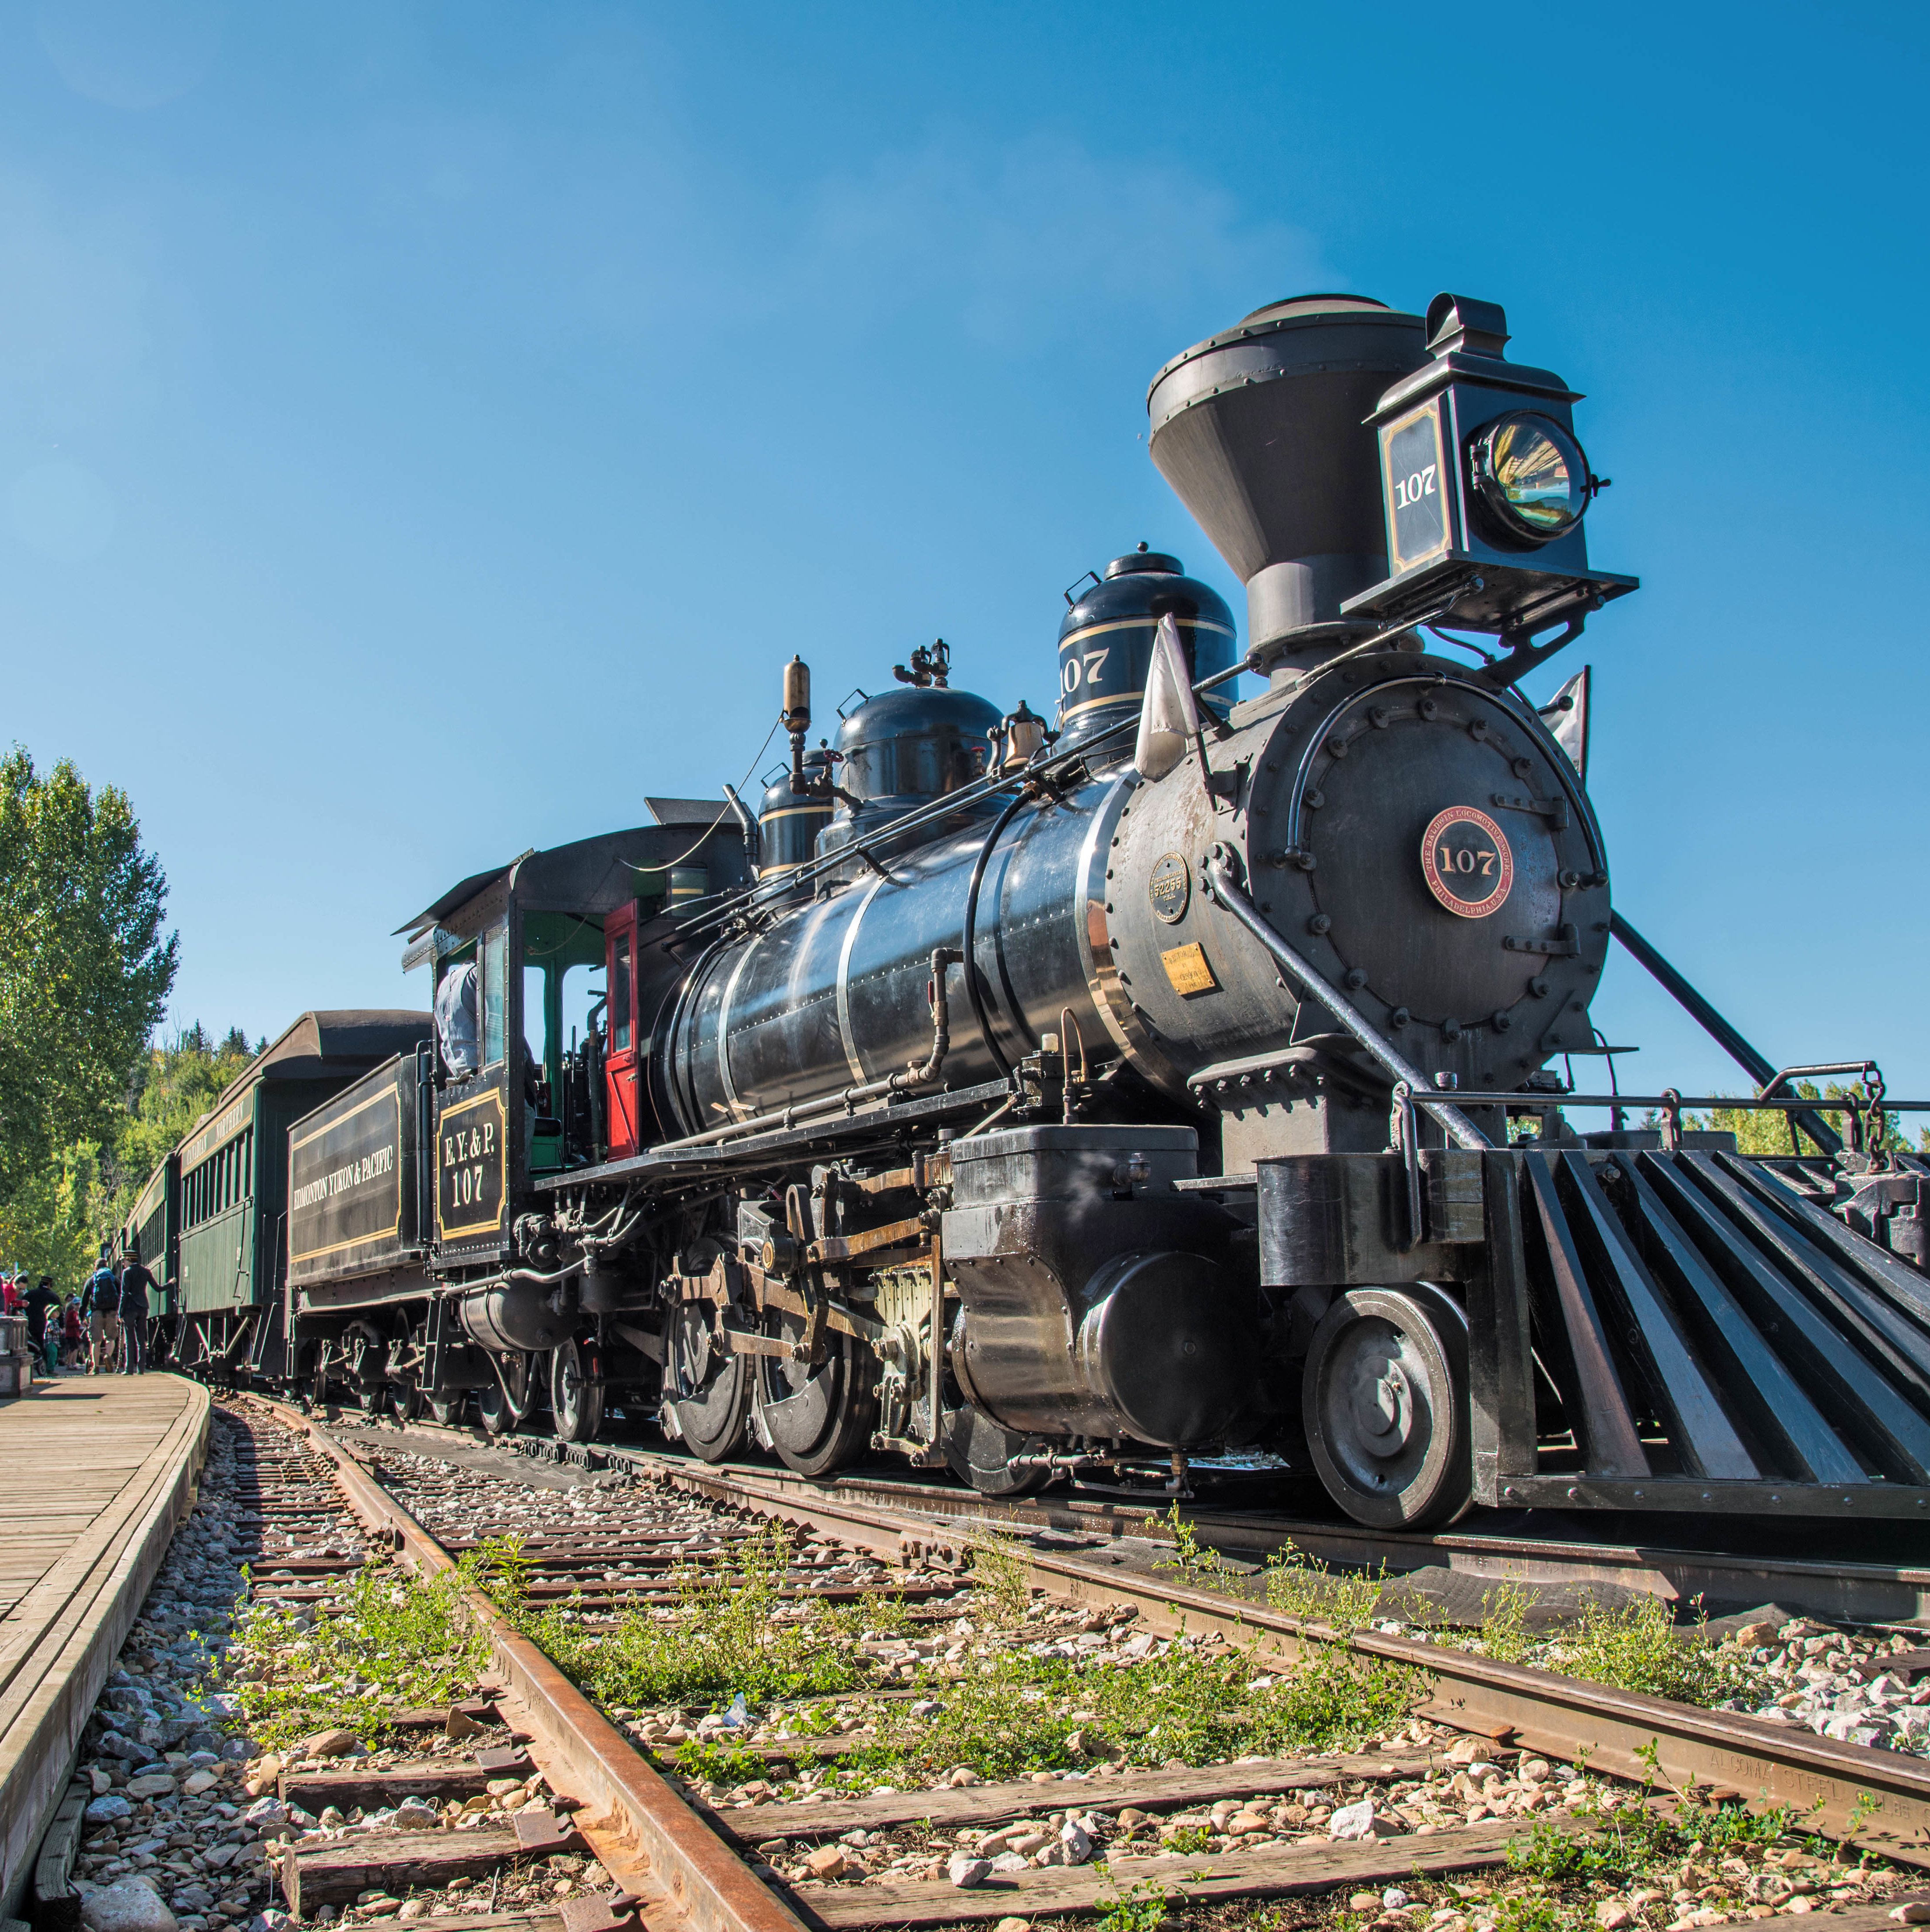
[426,1394,468,1426]
[753,1306,878,1478]
[1302,1284,1472,1530]
[666,1303,750,1463]
[550,1335,606,1445]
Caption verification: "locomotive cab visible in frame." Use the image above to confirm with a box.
[367,804,754,1434]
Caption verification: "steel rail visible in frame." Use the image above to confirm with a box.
[599,1452,1930,1629]
[329,1415,1930,1627]
[256,1398,809,1932]
[625,1452,1930,1866]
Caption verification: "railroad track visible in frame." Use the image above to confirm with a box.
[297,1409,1930,1852]
[315,1410,1930,1636]
[48,1395,1930,1932]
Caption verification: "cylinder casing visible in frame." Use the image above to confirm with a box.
[942,1124,1261,1447]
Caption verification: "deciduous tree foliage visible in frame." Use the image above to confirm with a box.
[0,746,176,1214]
[0,1026,260,1288]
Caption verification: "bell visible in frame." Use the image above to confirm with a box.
[996,699,1048,771]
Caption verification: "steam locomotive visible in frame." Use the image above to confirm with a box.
[137,291,1930,1531]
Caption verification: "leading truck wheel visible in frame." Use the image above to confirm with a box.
[943,1404,1051,1498]
[667,1303,751,1464]
[754,1310,877,1478]
[1303,1285,1472,1530]
[550,1336,605,1445]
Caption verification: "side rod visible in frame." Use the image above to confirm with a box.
[1610,911,1841,1156]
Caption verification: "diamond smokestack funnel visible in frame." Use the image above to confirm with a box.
[1146,294,1429,659]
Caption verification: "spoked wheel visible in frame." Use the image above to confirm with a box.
[666,1303,751,1463]
[385,1320,423,1424]
[753,1306,878,1478]
[1302,1284,1472,1530]
[550,1335,606,1445]
[345,1325,386,1416]
[426,1394,468,1426]
[477,1353,534,1437]
[943,1402,1051,1497]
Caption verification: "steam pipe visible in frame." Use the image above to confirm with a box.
[721,783,758,873]
[1203,851,1490,1151]
[676,641,1271,945]
[902,947,962,1087]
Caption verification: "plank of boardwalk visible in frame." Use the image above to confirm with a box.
[708,1750,1442,1843]
[790,1819,1537,1928]
[0,1375,211,1919]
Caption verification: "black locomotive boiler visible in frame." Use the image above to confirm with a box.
[160,290,1930,1531]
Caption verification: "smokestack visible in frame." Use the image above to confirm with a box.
[1146,294,1428,661]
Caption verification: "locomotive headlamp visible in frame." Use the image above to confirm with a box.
[1469,412,1590,543]
[1341,293,1634,662]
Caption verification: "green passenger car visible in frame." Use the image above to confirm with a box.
[124,1153,179,1352]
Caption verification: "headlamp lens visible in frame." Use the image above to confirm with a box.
[1472,413,1589,541]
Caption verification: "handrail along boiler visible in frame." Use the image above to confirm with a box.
[147,291,1930,1530]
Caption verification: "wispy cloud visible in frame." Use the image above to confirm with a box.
[791,130,1329,351]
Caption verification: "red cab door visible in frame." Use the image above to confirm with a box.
[604,904,644,1159]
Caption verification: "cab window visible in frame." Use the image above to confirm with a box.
[611,935,633,1053]
[481,927,507,1066]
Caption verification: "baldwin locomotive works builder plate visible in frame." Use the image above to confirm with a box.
[1420,804,1513,919]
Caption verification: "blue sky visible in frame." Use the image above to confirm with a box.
[5,1,1927,1107]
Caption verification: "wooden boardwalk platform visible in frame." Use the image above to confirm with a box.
[0,1372,211,1917]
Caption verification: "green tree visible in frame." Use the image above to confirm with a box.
[1689,1081,1928,1157]
[103,1026,259,1217]
[0,748,176,1205]
[0,1143,108,1292]
[0,1026,260,1286]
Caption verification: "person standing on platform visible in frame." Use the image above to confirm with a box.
[82,1252,120,1373]
[24,1276,58,1375]
[117,1250,154,1375]
[60,1295,82,1368]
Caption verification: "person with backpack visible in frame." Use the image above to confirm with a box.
[82,1254,120,1373]
[117,1250,154,1375]
[24,1277,59,1376]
